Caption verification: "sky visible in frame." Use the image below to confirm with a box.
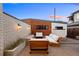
[3,3,79,22]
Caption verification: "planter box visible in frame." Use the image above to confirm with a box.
[76,36,79,40]
[4,41,26,56]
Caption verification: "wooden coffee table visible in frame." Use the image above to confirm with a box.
[29,38,49,54]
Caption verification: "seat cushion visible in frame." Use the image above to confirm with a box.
[47,34,59,43]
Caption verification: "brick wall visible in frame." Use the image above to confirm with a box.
[0,3,4,56]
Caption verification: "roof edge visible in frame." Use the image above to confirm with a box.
[3,12,20,20]
[21,18,67,24]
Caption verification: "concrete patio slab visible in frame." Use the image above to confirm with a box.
[18,38,79,56]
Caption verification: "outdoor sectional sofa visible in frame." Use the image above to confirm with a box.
[29,32,63,47]
[46,34,63,47]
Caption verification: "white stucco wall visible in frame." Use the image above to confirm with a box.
[51,23,67,37]
[3,13,31,49]
[74,12,79,22]
[13,19,31,39]
[3,13,19,49]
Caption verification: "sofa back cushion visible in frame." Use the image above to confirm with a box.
[35,32,43,38]
[48,34,59,43]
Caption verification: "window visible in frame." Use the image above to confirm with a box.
[36,25,48,30]
[55,26,63,30]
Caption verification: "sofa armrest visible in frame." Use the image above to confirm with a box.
[49,41,60,47]
[57,37,64,43]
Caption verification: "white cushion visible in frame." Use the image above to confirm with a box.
[49,34,53,37]
[47,34,59,43]
[36,32,43,37]
[51,34,59,41]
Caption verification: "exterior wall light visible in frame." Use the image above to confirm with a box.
[17,24,22,30]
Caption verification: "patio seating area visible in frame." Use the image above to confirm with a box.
[18,38,79,56]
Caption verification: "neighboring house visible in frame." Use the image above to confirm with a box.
[51,22,67,37]
[21,19,67,37]
[67,10,79,38]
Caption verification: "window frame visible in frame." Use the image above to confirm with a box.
[36,25,48,30]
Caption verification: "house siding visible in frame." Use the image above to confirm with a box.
[67,10,79,38]
[73,12,79,22]
[51,23,67,37]
[67,26,79,38]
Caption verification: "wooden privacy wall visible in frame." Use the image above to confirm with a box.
[22,19,51,36]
